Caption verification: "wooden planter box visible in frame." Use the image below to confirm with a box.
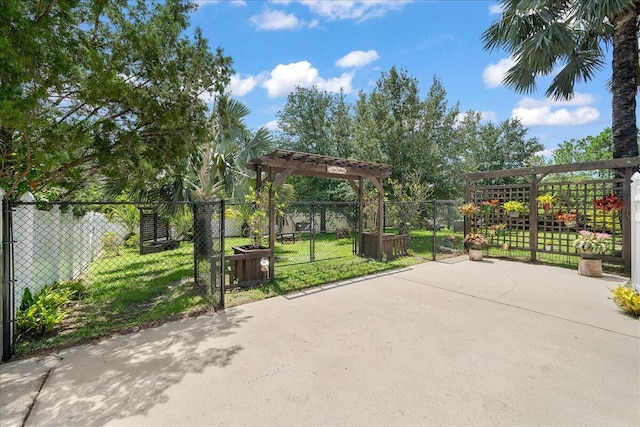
[227,246,272,288]
[361,233,408,260]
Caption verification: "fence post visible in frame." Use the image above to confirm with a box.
[310,203,315,263]
[631,172,640,292]
[2,195,14,361]
[219,199,225,309]
[529,174,539,262]
[432,200,437,261]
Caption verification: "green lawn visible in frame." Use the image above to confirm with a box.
[15,238,426,357]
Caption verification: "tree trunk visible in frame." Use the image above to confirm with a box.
[611,7,639,160]
[194,203,214,258]
[193,202,214,292]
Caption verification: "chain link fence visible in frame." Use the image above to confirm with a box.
[2,199,224,360]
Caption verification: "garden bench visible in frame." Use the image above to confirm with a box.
[276,232,299,243]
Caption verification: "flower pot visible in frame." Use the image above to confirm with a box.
[508,211,520,218]
[544,244,552,251]
[542,203,552,211]
[578,258,603,277]
[482,205,492,213]
[502,242,510,250]
[442,241,454,248]
[564,219,577,228]
[496,230,506,237]
[468,248,483,261]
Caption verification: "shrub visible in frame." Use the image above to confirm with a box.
[125,233,140,247]
[52,279,87,300]
[16,285,73,337]
[102,232,122,256]
[611,286,640,318]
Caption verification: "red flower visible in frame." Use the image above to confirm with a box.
[593,194,623,212]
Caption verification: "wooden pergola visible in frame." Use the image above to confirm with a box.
[247,150,392,279]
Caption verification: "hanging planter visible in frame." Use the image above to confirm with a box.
[536,193,555,212]
[503,200,525,218]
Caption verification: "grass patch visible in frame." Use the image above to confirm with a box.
[225,255,424,307]
[14,243,213,357]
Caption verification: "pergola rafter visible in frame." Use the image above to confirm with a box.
[247,150,392,279]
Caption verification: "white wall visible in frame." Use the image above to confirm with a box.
[631,172,640,292]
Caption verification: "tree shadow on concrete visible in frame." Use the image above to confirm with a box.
[25,308,250,426]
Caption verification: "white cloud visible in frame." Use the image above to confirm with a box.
[455,110,497,126]
[302,0,410,22]
[482,57,515,88]
[265,120,280,131]
[228,74,263,96]
[511,93,600,125]
[262,61,354,97]
[517,93,596,108]
[250,9,303,30]
[488,4,503,15]
[513,106,599,126]
[480,110,498,122]
[535,148,555,158]
[335,50,380,68]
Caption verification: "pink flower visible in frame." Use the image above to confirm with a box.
[595,232,611,239]
[578,229,591,236]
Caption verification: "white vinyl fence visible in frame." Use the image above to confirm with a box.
[631,172,640,292]
[9,192,125,309]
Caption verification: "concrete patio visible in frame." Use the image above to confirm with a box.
[1,257,638,426]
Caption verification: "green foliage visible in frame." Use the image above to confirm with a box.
[386,173,432,235]
[16,285,73,337]
[125,233,140,247]
[244,184,271,248]
[53,280,87,300]
[455,113,543,186]
[573,230,612,255]
[102,203,139,239]
[102,232,122,256]
[611,286,640,318]
[1,0,234,199]
[503,200,526,213]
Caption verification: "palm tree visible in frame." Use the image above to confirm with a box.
[482,0,639,160]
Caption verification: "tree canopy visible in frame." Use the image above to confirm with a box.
[1,0,233,199]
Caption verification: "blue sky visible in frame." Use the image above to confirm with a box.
[191,0,617,156]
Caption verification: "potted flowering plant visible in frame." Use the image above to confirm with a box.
[489,223,507,237]
[459,202,479,217]
[536,193,555,211]
[481,199,499,212]
[556,211,578,227]
[464,232,488,261]
[593,193,623,212]
[573,230,612,256]
[442,234,457,248]
[503,200,525,218]
[573,230,612,277]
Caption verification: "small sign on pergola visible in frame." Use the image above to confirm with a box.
[247,150,392,279]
